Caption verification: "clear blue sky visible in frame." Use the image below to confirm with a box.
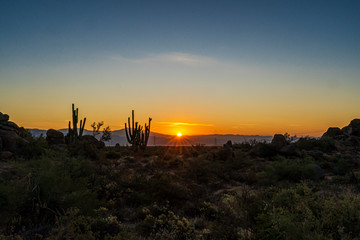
[1,1,360,136]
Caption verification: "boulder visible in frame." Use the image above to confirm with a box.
[0,113,29,155]
[271,134,287,150]
[342,119,360,137]
[68,135,105,160]
[80,135,105,149]
[280,144,298,156]
[46,129,65,145]
[0,129,25,152]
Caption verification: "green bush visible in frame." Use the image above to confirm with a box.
[0,178,29,229]
[254,184,360,240]
[16,135,47,159]
[333,156,358,176]
[1,154,100,234]
[259,156,317,184]
[30,155,99,216]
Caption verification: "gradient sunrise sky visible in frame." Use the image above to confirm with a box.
[1,0,359,136]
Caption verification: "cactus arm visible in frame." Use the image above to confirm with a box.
[125,122,132,144]
[72,104,78,137]
[132,110,134,138]
[128,117,132,139]
[144,118,152,146]
[83,117,86,135]
[79,117,86,137]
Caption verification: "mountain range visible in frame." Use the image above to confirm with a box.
[27,128,273,146]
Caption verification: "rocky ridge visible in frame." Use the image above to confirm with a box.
[0,112,30,159]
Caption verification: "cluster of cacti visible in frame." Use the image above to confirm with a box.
[125,110,152,150]
[68,103,86,141]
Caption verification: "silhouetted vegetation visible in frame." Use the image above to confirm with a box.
[91,121,112,143]
[66,103,86,143]
[125,110,152,151]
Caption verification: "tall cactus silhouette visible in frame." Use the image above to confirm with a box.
[68,103,86,142]
[125,110,152,150]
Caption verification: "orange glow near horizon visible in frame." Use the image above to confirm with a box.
[9,118,353,138]
[4,108,359,138]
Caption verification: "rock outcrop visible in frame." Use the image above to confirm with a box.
[0,112,31,159]
[271,134,288,150]
[46,129,65,145]
[322,127,343,139]
[323,119,360,139]
[0,112,29,158]
[322,119,360,149]
[342,119,360,137]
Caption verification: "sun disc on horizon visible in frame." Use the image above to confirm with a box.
[177,132,182,137]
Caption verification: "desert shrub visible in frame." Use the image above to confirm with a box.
[332,156,358,176]
[296,137,336,152]
[105,151,121,159]
[254,184,360,240]
[249,142,277,157]
[46,208,135,240]
[146,175,190,204]
[23,155,98,228]
[233,142,252,151]
[185,158,215,184]
[0,177,30,230]
[67,135,105,160]
[168,156,185,168]
[16,135,47,159]
[258,156,317,184]
[182,145,209,158]
[123,174,190,207]
[215,148,234,161]
[197,188,265,240]
[137,203,195,240]
[1,153,99,234]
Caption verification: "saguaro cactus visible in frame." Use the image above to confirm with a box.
[125,110,152,150]
[68,103,86,141]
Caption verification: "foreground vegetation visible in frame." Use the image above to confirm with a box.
[1,131,360,239]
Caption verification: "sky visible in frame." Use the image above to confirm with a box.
[1,0,360,136]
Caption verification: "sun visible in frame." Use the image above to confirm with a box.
[177,132,182,137]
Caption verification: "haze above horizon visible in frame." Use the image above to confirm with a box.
[1,1,359,137]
